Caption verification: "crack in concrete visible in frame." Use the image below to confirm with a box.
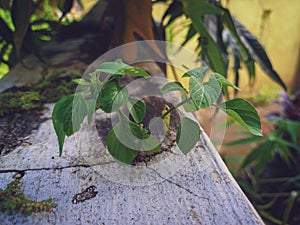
[0,161,115,174]
[145,163,209,201]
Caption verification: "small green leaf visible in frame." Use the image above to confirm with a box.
[86,100,96,124]
[98,82,128,113]
[127,98,146,123]
[112,121,143,150]
[97,60,150,78]
[97,61,126,75]
[161,81,187,93]
[106,124,139,164]
[189,75,221,108]
[182,66,208,79]
[212,73,240,90]
[142,135,160,152]
[128,120,144,139]
[176,117,201,154]
[73,78,90,86]
[123,67,150,78]
[181,91,198,112]
[72,93,88,133]
[218,98,262,136]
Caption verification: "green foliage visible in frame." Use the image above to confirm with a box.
[228,91,300,224]
[0,179,57,216]
[0,0,74,71]
[52,60,262,164]
[160,0,286,90]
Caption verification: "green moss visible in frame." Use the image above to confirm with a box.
[0,91,42,117]
[0,69,82,117]
[0,179,57,216]
[35,70,81,103]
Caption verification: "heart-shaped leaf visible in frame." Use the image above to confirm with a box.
[189,75,221,108]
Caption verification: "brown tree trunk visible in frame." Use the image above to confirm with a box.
[102,0,165,63]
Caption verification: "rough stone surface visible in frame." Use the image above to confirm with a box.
[0,103,264,225]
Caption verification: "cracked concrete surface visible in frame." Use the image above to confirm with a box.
[0,103,264,224]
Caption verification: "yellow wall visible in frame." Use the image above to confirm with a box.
[222,0,300,95]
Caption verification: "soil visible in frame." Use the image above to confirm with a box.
[0,108,46,156]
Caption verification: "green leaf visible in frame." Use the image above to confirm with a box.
[97,61,127,75]
[232,17,286,90]
[128,120,144,139]
[86,100,96,124]
[52,94,88,156]
[182,0,226,75]
[218,98,262,136]
[142,135,160,152]
[73,78,90,86]
[97,60,150,78]
[241,140,274,173]
[72,93,88,133]
[52,95,73,136]
[189,75,221,108]
[176,117,201,154]
[212,73,240,90]
[182,66,208,79]
[283,191,298,224]
[98,82,128,113]
[52,114,65,157]
[106,123,139,164]
[226,136,263,146]
[11,0,32,58]
[161,81,187,93]
[270,134,300,152]
[181,0,222,15]
[123,67,151,78]
[127,98,146,123]
[181,91,198,112]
